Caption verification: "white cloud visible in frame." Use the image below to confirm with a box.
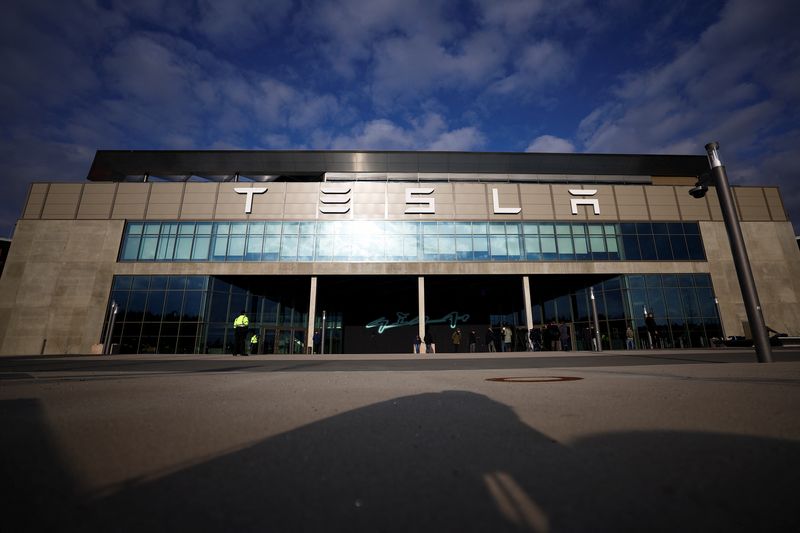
[490,40,572,95]
[329,114,485,151]
[526,135,575,153]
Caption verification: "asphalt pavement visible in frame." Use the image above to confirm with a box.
[2,348,799,532]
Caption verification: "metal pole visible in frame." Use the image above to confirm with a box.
[714,297,726,339]
[321,310,327,356]
[103,300,118,355]
[590,287,602,352]
[107,302,119,355]
[705,142,772,363]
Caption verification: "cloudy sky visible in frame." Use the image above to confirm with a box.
[1,0,799,237]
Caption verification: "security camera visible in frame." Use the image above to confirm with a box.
[689,184,708,199]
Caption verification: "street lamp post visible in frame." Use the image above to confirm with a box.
[690,142,772,363]
[590,287,602,352]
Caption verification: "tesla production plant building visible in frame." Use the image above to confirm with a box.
[1,150,799,356]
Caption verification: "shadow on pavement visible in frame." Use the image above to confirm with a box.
[2,392,798,532]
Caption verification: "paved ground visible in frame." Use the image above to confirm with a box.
[2,348,799,532]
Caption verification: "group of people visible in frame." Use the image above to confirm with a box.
[413,320,649,354]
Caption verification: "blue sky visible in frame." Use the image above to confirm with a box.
[1,0,799,237]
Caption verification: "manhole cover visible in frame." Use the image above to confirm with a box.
[486,376,583,383]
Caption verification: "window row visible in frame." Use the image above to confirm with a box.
[121,221,706,262]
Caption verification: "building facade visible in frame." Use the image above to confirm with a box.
[1,150,798,355]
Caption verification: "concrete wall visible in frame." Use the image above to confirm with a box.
[20,181,789,224]
[702,220,800,337]
[0,220,124,355]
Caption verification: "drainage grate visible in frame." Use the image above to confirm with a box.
[486,376,583,383]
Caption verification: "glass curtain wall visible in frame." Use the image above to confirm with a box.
[120,220,706,263]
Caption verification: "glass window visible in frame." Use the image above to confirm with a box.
[439,236,456,259]
[422,222,438,235]
[386,235,404,259]
[524,236,540,257]
[156,236,175,260]
[574,235,589,256]
[113,276,133,290]
[246,235,263,261]
[316,235,334,260]
[178,223,195,235]
[506,235,521,259]
[638,235,657,260]
[654,234,672,260]
[280,236,298,260]
[439,222,455,235]
[248,222,265,234]
[473,236,489,259]
[144,291,165,321]
[423,235,438,258]
[404,236,419,259]
[539,223,554,235]
[215,222,230,235]
[556,224,571,235]
[128,223,144,235]
[523,223,539,235]
[149,276,168,290]
[490,235,507,258]
[144,223,161,235]
[265,222,282,234]
[670,235,690,260]
[298,236,315,261]
[132,277,150,290]
[472,223,488,235]
[212,236,228,261]
[140,237,158,260]
[186,276,206,290]
[455,222,472,235]
[456,237,472,260]
[540,236,557,259]
[283,222,299,235]
[589,236,606,252]
[175,236,193,260]
[192,236,210,260]
[686,235,705,259]
[300,222,316,235]
[557,236,574,255]
[196,223,212,235]
[121,237,141,261]
[489,223,506,235]
[683,222,700,235]
[163,291,184,321]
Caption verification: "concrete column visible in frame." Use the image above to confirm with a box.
[418,276,426,353]
[307,276,317,353]
[522,276,534,331]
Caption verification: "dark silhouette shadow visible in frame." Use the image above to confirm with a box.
[2,393,799,532]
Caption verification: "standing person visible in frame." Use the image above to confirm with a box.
[583,326,593,351]
[313,330,321,354]
[451,328,462,352]
[424,331,435,354]
[531,327,542,352]
[486,327,495,352]
[548,322,560,351]
[559,322,571,352]
[469,330,478,352]
[413,334,422,354]
[626,325,635,350]
[250,333,259,355]
[503,324,513,352]
[645,313,657,349]
[232,310,249,356]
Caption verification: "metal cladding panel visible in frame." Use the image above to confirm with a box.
[87,150,710,181]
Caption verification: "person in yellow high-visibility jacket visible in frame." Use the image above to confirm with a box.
[233,310,249,356]
[250,333,259,355]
